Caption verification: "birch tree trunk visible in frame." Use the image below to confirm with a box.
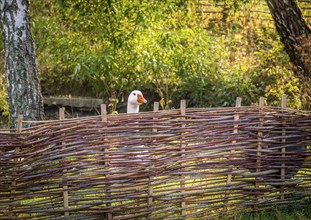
[0,0,44,128]
[266,0,311,77]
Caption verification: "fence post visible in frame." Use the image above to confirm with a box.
[148,102,159,219]
[17,115,23,133]
[254,97,265,212]
[223,97,241,213]
[180,100,186,219]
[9,115,23,217]
[280,94,287,200]
[59,108,69,218]
[101,104,112,220]
[101,104,107,122]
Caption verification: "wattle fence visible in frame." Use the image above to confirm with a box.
[0,96,311,219]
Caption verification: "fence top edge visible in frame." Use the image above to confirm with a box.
[18,105,310,125]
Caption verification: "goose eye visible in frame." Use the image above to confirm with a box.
[133,93,136,96]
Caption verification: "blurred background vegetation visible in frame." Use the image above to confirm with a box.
[1,0,311,116]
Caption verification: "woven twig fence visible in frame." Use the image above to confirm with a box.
[0,97,311,220]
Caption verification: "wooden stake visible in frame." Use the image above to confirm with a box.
[235,97,242,108]
[101,104,107,122]
[16,115,23,134]
[256,98,265,172]
[153,102,159,113]
[101,104,112,220]
[9,115,23,217]
[259,96,265,109]
[180,100,186,218]
[254,97,265,212]
[59,107,65,120]
[281,94,287,109]
[256,98,265,170]
[148,102,159,218]
[59,108,69,218]
[224,97,241,213]
[280,95,286,200]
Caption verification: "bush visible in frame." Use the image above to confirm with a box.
[29,0,311,111]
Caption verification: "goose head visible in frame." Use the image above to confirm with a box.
[127,90,147,113]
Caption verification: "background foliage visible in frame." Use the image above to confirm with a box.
[0,0,310,116]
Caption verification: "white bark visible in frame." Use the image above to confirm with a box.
[0,0,44,128]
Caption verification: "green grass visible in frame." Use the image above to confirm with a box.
[227,201,311,220]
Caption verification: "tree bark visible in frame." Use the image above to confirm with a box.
[266,0,311,77]
[0,0,44,128]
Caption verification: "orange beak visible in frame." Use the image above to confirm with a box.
[137,94,147,104]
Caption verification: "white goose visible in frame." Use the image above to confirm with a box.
[127,90,147,113]
[126,90,148,161]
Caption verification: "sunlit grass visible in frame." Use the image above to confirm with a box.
[227,201,311,220]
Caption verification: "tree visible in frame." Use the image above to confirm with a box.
[0,0,44,128]
[266,0,311,77]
